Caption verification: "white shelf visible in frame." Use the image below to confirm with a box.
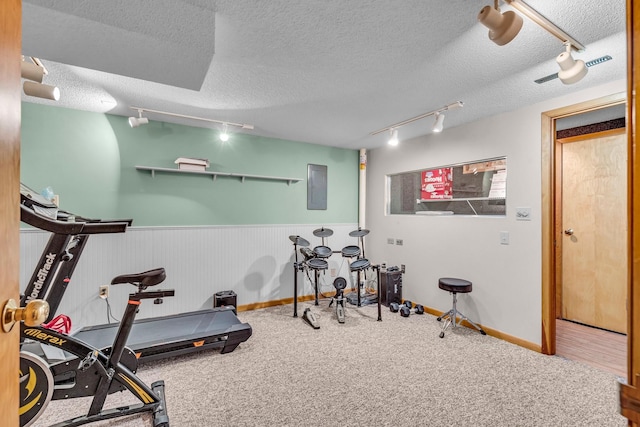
[135,166,302,185]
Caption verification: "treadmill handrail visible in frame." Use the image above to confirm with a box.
[20,203,132,235]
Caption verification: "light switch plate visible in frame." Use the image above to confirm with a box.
[516,207,531,221]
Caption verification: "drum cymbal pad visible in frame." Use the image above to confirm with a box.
[313,227,334,238]
[349,228,370,237]
[289,235,310,247]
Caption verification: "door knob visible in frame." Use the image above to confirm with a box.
[2,299,49,333]
[564,229,574,236]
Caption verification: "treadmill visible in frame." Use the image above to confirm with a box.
[20,183,252,362]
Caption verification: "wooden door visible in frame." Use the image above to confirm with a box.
[560,130,627,333]
[0,0,22,425]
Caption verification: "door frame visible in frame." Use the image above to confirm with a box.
[0,0,22,425]
[621,3,640,421]
[541,92,626,356]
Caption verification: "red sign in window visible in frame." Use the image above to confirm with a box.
[421,168,453,200]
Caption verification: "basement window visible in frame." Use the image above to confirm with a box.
[387,157,507,216]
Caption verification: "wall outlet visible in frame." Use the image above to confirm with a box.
[396,239,403,246]
[500,231,510,245]
[99,285,109,299]
[387,238,394,244]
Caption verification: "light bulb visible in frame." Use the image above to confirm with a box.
[388,129,399,146]
[219,123,230,141]
[432,113,445,133]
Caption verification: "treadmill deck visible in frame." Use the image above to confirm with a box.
[73,306,252,362]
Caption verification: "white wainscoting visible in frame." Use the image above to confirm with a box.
[20,223,359,330]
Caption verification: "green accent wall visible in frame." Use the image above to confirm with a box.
[21,103,359,226]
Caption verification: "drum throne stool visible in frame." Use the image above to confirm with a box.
[436,277,487,338]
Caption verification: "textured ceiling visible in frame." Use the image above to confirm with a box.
[21,0,627,150]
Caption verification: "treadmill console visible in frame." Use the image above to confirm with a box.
[20,182,60,220]
[20,182,132,234]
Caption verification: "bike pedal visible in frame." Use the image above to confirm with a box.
[78,350,99,371]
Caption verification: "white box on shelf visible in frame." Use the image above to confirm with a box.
[174,157,210,171]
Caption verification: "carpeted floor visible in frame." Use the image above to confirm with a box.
[32,301,627,426]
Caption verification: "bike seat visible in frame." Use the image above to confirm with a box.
[111,268,166,287]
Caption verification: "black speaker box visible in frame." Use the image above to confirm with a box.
[380,271,402,307]
[214,290,237,314]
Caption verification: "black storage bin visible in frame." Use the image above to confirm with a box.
[380,271,402,307]
[214,290,237,314]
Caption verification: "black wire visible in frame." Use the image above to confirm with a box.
[105,297,121,324]
[306,267,333,299]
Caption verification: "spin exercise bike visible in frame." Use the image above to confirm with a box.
[16,268,172,427]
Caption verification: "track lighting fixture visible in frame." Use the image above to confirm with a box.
[556,43,588,85]
[128,107,254,138]
[478,1,593,84]
[23,81,60,101]
[388,129,399,146]
[128,109,149,128]
[21,56,60,101]
[371,101,463,144]
[478,1,585,51]
[21,60,44,83]
[219,123,230,142]
[505,0,585,51]
[432,112,445,133]
[534,55,612,85]
[477,2,523,46]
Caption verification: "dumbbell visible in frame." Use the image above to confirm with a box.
[402,301,426,315]
[389,301,413,317]
[390,301,411,312]
[390,301,425,316]
[400,300,412,317]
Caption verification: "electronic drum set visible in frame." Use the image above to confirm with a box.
[289,226,382,326]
